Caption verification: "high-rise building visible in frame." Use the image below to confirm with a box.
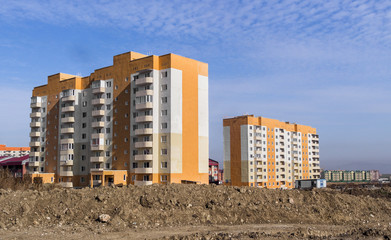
[223,115,320,189]
[28,51,209,187]
[0,145,30,157]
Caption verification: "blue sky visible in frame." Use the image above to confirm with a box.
[0,0,390,172]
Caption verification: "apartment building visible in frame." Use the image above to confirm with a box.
[223,115,320,189]
[28,51,209,187]
[0,145,30,157]
[324,170,374,182]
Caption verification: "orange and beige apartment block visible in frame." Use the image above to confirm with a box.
[223,115,320,189]
[0,145,30,157]
[28,51,209,187]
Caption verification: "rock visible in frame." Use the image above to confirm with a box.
[98,214,111,223]
[289,198,294,204]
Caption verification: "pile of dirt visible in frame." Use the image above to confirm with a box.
[0,184,390,239]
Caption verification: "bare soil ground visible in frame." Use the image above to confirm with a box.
[0,178,391,239]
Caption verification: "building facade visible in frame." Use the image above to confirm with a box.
[223,115,320,189]
[324,170,375,182]
[208,158,219,182]
[0,145,30,157]
[28,51,209,187]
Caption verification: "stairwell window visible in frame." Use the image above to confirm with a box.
[161,97,167,103]
[161,123,167,129]
[161,149,167,155]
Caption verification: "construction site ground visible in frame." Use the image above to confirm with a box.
[0,183,391,239]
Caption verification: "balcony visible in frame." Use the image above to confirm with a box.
[255,150,262,155]
[61,117,75,123]
[92,110,105,117]
[136,89,153,97]
[62,106,75,112]
[92,180,102,185]
[60,160,74,166]
[91,133,104,139]
[60,182,73,188]
[30,102,42,108]
[29,161,40,167]
[60,149,74,155]
[92,121,105,128]
[135,154,153,161]
[135,115,153,123]
[256,178,263,183]
[29,141,40,147]
[29,152,40,157]
[135,141,153,148]
[312,149,319,153]
[90,167,104,172]
[62,95,75,102]
[90,156,105,163]
[92,98,105,105]
[134,180,153,186]
[135,168,153,174]
[60,138,74,144]
[30,122,41,128]
[60,171,73,177]
[92,87,105,94]
[135,128,153,136]
[61,128,74,134]
[135,77,153,86]
[30,132,40,137]
[135,102,153,110]
[91,145,104,151]
[30,112,41,118]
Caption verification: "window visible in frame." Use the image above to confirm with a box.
[82,144,86,150]
[106,128,111,133]
[161,97,167,103]
[106,116,111,121]
[125,77,129,82]
[161,149,168,155]
[161,84,168,91]
[161,162,168,168]
[83,112,87,118]
[125,101,128,106]
[106,93,111,99]
[81,177,85,183]
[161,110,167,116]
[82,123,86,128]
[161,123,167,129]
[161,136,167,142]
[82,133,86,139]
[106,151,110,157]
[161,175,168,182]
[106,163,110,169]
[106,105,111,110]
[132,162,138,169]
[81,155,86,161]
[82,101,87,107]
[124,138,128,142]
[106,81,111,87]
[81,166,85,172]
[162,71,168,78]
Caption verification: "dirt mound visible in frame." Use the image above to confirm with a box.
[0,184,390,239]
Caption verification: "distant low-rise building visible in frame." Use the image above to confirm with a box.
[324,170,377,182]
[0,155,30,178]
[209,159,220,183]
[0,145,30,157]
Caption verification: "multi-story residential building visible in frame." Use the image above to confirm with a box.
[223,115,320,189]
[28,51,209,187]
[0,145,30,157]
[324,170,374,182]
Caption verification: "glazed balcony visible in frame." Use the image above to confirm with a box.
[135,77,153,86]
[135,102,153,110]
[135,115,153,123]
[134,168,153,174]
[135,141,153,148]
[135,154,153,161]
[60,182,73,188]
[60,149,74,155]
[91,133,104,139]
[90,156,104,163]
[29,161,40,167]
[136,89,153,97]
[135,128,153,136]
[92,98,105,105]
[29,152,40,157]
[62,106,75,112]
[60,170,73,177]
[92,110,105,117]
[29,141,40,147]
[62,95,75,102]
[90,167,104,171]
[30,112,41,118]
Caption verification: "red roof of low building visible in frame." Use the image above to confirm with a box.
[0,155,29,166]
[209,158,219,166]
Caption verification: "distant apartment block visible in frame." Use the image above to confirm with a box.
[28,51,209,187]
[223,115,320,189]
[324,170,378,182]
[0,145,30,157]
[209,158,224,183]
